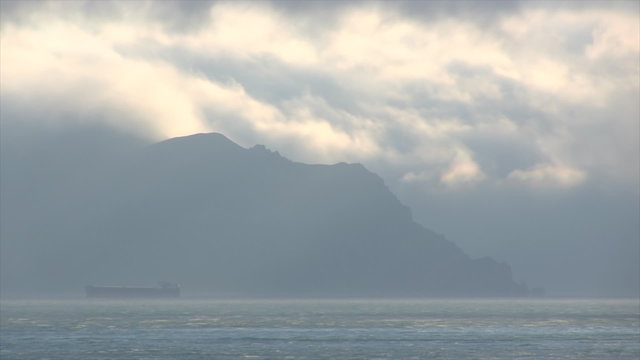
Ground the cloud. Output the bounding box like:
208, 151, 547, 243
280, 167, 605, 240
507, 163, 586, 188
1, 19, 209, 139
1, 0, 638, 192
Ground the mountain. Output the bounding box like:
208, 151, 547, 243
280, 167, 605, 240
0, 131, 527, 297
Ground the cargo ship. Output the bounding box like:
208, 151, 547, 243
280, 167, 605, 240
85, 282, 180, 298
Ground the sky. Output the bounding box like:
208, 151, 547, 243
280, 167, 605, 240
1, 0, 639, 296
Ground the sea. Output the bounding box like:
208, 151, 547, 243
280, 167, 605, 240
1, 298, 638, 359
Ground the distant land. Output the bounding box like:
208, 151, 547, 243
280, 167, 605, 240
1, 131, 529, 297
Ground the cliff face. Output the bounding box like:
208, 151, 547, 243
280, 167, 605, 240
1, 131, 526, 297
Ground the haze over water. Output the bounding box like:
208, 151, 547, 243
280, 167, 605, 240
1, 298, 638, 359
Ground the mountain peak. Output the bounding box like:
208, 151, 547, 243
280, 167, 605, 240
155, 132, 243, 150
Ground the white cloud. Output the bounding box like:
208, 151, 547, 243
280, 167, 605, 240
440, 148, 486, 187
1, 20, 210, 139
507, 163, 587, 188
182, 4, 319, 66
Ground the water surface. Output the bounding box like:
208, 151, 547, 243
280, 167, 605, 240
1, 298, 638, 359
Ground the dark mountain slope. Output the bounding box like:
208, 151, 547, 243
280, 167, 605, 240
1, 131, 526, 297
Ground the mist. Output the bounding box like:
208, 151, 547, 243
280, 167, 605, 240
1, 0, 638, 298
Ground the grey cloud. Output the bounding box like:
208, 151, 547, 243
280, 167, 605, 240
0, 0, 41, 24
176, 51, 356, 114
0, 0, 343, 34
3, 0, 635, 30
1, 0, 217, 32
462, 135, 541, 179
389, 0, 637, 27
384, 64, 552, 175
250, 0, 525, 27
1, 0, 120, 26
440, 63, 553, 127
144, 0, 219, 33
389, 0, 524, 26
113, 36, 358, 114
